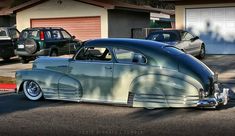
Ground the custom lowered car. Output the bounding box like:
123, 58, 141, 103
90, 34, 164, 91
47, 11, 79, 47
16, 38, 228, 108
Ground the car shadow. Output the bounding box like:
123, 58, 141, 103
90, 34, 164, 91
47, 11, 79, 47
0, 58, 20, 66
0, 93, 77, 116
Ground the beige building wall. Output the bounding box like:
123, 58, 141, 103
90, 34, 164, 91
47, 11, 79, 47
16, 0, 108, 38
175, 3, 235, 29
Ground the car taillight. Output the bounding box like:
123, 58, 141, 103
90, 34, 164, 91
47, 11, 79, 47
40, 31, 44, 40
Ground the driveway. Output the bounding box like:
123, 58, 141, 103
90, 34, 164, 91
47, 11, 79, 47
202, 55, 235, 98
0, 58, 32, 78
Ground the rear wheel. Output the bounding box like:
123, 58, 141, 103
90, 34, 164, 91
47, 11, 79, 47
24, 39, 38, 54
23, 80, 43, 101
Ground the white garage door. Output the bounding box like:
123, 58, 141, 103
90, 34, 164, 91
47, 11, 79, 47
186, 7, 235, 54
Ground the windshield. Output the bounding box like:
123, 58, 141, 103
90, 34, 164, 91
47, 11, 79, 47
147, 32, 178, 42
20, 30, 39, 40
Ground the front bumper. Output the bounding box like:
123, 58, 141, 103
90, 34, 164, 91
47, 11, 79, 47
197, 83, 229, 108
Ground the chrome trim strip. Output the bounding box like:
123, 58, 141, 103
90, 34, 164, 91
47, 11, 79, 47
81, 98, 126, 105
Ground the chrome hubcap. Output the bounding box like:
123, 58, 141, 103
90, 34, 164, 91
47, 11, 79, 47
26, 81, 40, 97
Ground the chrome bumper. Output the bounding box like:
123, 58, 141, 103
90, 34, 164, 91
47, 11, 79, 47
197, 84, 229, 108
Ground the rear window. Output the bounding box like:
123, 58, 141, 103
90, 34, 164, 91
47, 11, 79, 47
20, 30, 39, 39
147, 32, 178, 42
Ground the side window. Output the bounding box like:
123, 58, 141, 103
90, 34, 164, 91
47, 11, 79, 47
182, 32, 194, 41
150, 32, 177, 42
52, 30, 62, 39
113, 48, 147, 64
9, 29, 19, 39
61, 30, 71, 39
44, 31, 52, 40
75, 47, 112, 61
20, 30, 39, 39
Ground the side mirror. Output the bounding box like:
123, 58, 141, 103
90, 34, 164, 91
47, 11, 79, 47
72, 35, 76, 39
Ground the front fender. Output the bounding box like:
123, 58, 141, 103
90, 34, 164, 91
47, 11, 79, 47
16, 69, 64, 93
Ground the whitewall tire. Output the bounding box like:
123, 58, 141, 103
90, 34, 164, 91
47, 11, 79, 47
23, 80, 43, 101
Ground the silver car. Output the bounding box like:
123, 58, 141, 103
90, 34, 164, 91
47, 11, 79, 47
146, 30, 205, 59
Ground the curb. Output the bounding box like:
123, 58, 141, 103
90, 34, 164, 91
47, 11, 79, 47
0, 84, 16, 95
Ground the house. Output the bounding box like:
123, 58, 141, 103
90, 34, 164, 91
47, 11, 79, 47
0, 0, 174, 41
150, 13, 175, 28
0, 0, 15, 27
175, 0, 235, 54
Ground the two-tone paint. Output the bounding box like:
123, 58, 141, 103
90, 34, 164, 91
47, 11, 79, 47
16, 38, 229, 108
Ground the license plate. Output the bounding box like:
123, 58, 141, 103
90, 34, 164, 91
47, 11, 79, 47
18, 44, 24, 49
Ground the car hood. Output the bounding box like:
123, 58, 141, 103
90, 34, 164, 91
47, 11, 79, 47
176, 54, 215, 92
33, 57, 70, 73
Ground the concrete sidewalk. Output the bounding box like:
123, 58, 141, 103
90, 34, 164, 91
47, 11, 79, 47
0, 89, 16, 95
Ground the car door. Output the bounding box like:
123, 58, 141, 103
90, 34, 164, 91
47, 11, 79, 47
112, 47, 153, 104
181, 31, 199, 55
113, 47, 168, 107
68, 46, 114, 102
51, 29, 67, 55
60, 30, 78, 54
8, 28, 20, 49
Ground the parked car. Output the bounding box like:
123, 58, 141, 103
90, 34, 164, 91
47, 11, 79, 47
15, 27, 81, 63
15, 38, 228, 109
146, 30, 206, 59
0, 27, 20, 61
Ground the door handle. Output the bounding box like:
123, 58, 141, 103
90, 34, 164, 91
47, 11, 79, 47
105, 66, 112, 69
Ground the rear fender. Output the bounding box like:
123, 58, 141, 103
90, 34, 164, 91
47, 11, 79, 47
129, 73, 203, 108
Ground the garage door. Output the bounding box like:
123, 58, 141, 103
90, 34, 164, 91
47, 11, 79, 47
186, 7, 235, 54
31, 17, 101, 41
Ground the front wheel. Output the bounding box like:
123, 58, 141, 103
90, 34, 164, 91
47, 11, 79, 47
23, 80, 43, 101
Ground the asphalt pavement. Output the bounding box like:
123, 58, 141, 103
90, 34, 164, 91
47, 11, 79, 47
0, 93, 234, 136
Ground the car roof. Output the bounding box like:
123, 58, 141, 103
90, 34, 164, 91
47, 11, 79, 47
23, 27, 64, 31
149, 29, 184, 34
84, 38, 168, 51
